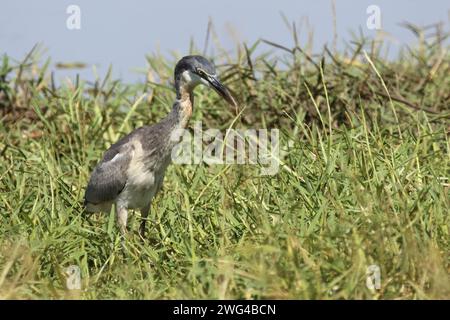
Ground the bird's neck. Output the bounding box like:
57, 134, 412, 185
172, 85, 194, 129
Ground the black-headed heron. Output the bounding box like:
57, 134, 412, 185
84, 56, 237, 237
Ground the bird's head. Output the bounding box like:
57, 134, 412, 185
174, 55, 237, 107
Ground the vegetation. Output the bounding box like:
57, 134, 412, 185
0, 22, 449, 299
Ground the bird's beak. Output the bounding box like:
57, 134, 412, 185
206, 75, 237, 107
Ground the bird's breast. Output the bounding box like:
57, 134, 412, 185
122, 160, 157, 209
126, 140, 157, 188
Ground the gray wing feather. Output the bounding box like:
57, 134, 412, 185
84, 121, 172, 206
84, 136, 135, 205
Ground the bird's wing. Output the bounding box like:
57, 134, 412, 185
84, 138, 135, 205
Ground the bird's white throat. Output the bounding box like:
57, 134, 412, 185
180, 70, 210, 88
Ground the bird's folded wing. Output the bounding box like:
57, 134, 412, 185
84, 146, 133, 205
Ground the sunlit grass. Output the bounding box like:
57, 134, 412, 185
0, 23, 449, 299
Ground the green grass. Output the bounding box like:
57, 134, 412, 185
0, 25, 449, 299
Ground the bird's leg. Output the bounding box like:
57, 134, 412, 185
139, 204, 151, 239
116, 206, 128, 235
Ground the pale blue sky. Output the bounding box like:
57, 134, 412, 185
1, 0, 449, 82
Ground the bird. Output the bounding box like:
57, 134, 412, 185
84, 55, 237, 238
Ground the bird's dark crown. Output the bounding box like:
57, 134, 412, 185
174, 55, 216, 79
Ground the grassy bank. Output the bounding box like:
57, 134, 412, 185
0, 25, 449, 299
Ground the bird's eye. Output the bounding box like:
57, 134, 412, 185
197, 68, 205, 76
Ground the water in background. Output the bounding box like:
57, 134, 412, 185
1, 0, 448, 83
